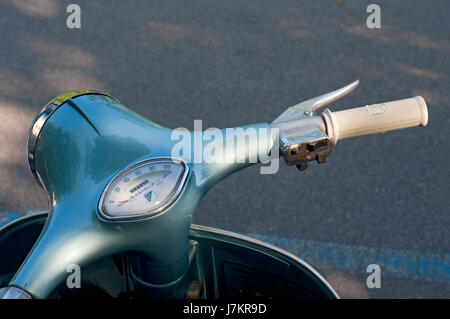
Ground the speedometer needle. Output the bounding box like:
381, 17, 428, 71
117, 200, 129, 206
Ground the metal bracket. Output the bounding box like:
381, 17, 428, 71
280, 127, 332, 170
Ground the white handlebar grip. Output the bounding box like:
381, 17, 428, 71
321, 96, 428, 144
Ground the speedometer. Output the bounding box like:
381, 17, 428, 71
98, 158, 189, 221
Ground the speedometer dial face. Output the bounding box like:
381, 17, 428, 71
99, 158, 189, 221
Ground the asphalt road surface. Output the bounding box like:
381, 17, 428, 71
0, 0, 449, 298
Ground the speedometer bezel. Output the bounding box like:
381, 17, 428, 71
97, 157, 189, 221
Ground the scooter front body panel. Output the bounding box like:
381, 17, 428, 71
0, 213, 337, 299
12, 92, 273, 297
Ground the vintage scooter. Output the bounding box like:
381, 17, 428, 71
0, 80, 428, 299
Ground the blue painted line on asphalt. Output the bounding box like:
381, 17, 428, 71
248, 233, 450, 282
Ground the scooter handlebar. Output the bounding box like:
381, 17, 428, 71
321, 96, 428, 144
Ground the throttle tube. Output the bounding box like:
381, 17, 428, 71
322, 96, 428, 144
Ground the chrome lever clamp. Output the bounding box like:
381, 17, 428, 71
271, 80, 359, 170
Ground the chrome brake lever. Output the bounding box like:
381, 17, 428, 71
271, 80, 359, 170
272, 80, 360, 124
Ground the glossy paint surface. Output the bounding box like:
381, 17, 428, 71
10, 94, 273, 298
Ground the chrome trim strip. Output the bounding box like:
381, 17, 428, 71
27, 103, 59, 186
97, 158, 190, 222
26, 90, 118, 188
0, 286, 33, 299
189, 224, 340, 299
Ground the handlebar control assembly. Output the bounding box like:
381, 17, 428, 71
271, 80, 360, 170
271, 80, 428, 171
